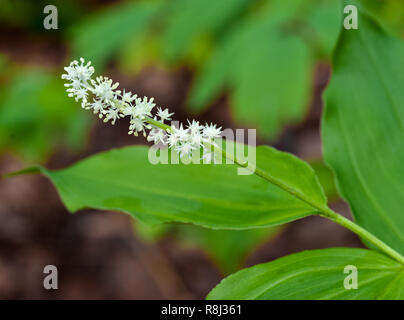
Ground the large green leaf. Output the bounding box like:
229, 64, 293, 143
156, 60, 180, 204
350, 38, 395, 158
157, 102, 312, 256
70, 1, 160, 69
207, 248, 404, 299
12, 144, 326, 228
323, 6, 404, 255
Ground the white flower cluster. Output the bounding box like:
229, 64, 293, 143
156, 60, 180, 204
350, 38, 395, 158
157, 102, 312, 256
62, 58, 222, 159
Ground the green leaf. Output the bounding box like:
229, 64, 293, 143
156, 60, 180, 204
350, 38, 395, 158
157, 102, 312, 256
359, 0, 404, 36
161, 0, 249, 62
302, 0, 341, 57
20, 143, 326, 229
70, 1, 160, 69
0, 71, 90, 162
231, 26, 311, 138
187, 0, 341, 138
310, 160, 339, 202
323, 6, 404, 255
186, 0, 308, 112
186, 28, 237, 112
207, 248, 404, 299
117, 32, 162, 74
188, 19, 312, 139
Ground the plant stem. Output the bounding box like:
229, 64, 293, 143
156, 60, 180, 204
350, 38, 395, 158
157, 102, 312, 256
146, 118, 404, 265
145, 116, 171, 131
320, 207, 404, 265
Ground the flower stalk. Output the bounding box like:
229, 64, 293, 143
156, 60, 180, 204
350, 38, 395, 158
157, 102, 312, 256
62, 57, 222, 160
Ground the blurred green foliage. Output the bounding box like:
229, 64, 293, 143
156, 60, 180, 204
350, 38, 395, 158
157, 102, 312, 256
172, 225, 281, 275
71, 0, 161, 70
0, 0, 88, 32
360, 0, 404, 36
117, 0, 342, 139
134, 221, 281, 275
0, 71, 90, 162
160, 0, 251, 63
310, 159, 339, 202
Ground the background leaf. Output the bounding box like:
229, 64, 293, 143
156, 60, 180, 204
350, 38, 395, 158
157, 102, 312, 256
0, 71, 90, 162
309, 160, 339, 202
134, 221, 281, 275
175, 225, 281, 275
188, 0, 340, 139
188, 19, 312, 140
303, 0, 341, 57
71, 0, 161, 70
161, 0, 250, 63
231, 26, 311, 138
323, 6, 404, 255
207, 248, 404, 299
359, 0, 404, 36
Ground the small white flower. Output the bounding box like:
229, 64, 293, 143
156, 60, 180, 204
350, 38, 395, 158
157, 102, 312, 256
203, 123, 222, 140
91, 76, 119, 105
167, 130, 180, 148
187, 119, 203, 134
175, 142, 196, 158
89, 99, 105, 115
172, 124, 189, 142
121, 90, 137, 104
70, 79, 82, 90
74, 88, 88, 103
190, 130, 204, 148
128, 118, 151, 136
62, 58, 94, 83
157, 108, 174, 123
122, 105, 137, 119
103, 108, 120, 125
147, 128, 166, 144
134, 96, 155, 118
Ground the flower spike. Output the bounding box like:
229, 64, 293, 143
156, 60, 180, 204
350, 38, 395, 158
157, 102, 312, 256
62, 58, 222, 160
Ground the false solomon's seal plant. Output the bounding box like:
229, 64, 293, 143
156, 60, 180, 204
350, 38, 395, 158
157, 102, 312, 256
2, 6, 404, 299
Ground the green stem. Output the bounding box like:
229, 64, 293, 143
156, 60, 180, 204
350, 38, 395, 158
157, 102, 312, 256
147, 118, 404, 265
227, 145, 404, 264
320, 207, 404, 265
145, 116, 172, 131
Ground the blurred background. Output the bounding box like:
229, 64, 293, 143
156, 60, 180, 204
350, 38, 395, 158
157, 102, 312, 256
0, 0, 403, 299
